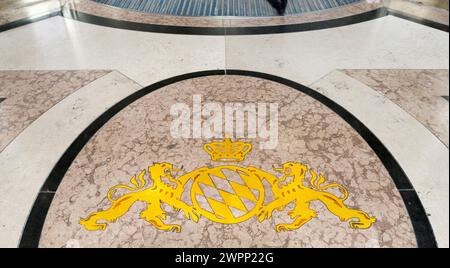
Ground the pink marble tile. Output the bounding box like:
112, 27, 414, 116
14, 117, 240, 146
40, 75, 416, 248
0, 70, 111, 151
386, 0, 449, 25
343, 69, 449, 146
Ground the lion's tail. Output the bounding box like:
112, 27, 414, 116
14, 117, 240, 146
107, 169, 147, 202
319, 183, 349, 201
310, 170, 349, 201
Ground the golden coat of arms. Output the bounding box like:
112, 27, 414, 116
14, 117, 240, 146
80, 138, 376, 232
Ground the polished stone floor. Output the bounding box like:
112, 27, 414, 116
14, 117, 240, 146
0, 0, 448, 248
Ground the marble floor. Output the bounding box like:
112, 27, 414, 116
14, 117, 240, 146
0, 0, 448, 248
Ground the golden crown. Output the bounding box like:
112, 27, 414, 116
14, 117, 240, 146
203, 138, 252, 162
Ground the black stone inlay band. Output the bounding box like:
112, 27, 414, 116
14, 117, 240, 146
61, 7, 388, 35
0, 7, 448, 34
61, 7, 448, 35
19, 192, 55, 248
387, 9, 450, 33
0, 10, 62, 33
19, 70, 437, 248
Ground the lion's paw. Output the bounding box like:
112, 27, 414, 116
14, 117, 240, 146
257, 207, 274, 222
170, 225, 182, 233
275, 224, 289, 232
183, 207, 199, 222
349, 221, 361, 229
79, 219, 107, 231
349, 218, 374, 229
288, 210, 300, 219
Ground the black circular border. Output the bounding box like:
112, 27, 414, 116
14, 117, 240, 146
19, 69, 437, 248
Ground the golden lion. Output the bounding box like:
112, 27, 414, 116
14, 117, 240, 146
248, 162, 376, 232
79, 163, 199, 232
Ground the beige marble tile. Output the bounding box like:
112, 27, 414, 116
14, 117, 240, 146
0, 70, 111, 152
225, 15, 449, 86
343, 69, 449, 146
0, 15, 227, 87
40, 75, 416, 248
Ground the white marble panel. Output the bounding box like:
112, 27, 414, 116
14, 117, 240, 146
0, 16, 226, 86
224, 15, 449, 85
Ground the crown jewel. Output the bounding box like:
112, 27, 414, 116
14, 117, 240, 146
203, 138, 252, 162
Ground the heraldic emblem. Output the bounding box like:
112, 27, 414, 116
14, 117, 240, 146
80, 138, 376, 232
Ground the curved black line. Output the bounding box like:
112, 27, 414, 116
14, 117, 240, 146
61, 7, 448, 35
387, 9, 449, 33
19, 69, 437, 248
2, 7, 447, 35
0, 10, 62, 33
